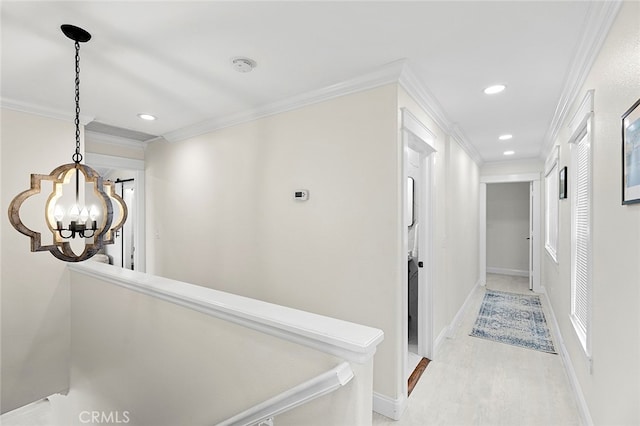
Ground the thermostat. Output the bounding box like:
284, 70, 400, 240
294, 189, 309, 201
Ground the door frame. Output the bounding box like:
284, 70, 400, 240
401, 108, 436, 398
479, 173, 541, 293
85, 152, 146, 272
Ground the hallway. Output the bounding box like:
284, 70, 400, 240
373, 274, 580, 425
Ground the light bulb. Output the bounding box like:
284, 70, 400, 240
79, 207, 89, 224
89, 205, 99, 221
54, 205, 65, 222
69, 205, 80, 221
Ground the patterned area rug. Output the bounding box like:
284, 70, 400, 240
470, 290, 556, 354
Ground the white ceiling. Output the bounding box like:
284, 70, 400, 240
1, 1, 612, 163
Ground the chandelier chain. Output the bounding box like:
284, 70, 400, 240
73, 40, 83, 164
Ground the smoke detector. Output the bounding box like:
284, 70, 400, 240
231, 57, 257, 73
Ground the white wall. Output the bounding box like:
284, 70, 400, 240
60, 270, 373, 426
146, 85, 402, 401
445, 138, 481, 321
486, 182, 530, 275
481, 158, 543, 177
542, 2, 640, 424
1, 109, 72, 412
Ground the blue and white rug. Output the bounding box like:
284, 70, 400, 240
470, 289, 556, 354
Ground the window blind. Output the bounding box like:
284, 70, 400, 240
572, 133, 590, 344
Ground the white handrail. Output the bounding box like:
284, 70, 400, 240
68, 262, 384, 364
217, 362, 354, 426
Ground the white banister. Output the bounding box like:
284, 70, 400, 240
68, 262, 384, 364
217, 362, 354, 426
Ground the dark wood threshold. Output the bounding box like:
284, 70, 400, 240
408, 357, 431, 396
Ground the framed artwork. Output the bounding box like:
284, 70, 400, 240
622, 98, 640, 205
559, 166, 567, 199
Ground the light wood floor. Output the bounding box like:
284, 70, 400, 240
373, 274, 581, 426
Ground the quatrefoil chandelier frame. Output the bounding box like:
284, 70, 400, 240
7, 24, 127, 262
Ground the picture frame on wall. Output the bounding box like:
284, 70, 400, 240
559, 166, 567, 199
622, 98, 640, 205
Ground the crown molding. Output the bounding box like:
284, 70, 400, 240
162, 60, 408, 143
398, 64, 483, 166
85, 130, 148, 151
449, 124, 484, 166
540, 0, 622, 160
162, 58, 484, 167
4, 60, 484, 167
85, 152, 145, 172
1, 97, 93, 125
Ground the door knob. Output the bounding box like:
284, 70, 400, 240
418, 261, 424, 268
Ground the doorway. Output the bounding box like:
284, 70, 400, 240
485, 182, 531, 291
107, 178, 136, 269
479, 174, 541, 292
401, 108, 436, 394
85, 153, 146, 272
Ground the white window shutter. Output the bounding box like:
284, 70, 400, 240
572, 133, 590, 341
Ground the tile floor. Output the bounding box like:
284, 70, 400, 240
373, 274, 580, 426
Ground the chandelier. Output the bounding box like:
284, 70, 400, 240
7, 24, 127, 262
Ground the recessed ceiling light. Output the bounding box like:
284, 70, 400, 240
503, 150, 515, 156
499, 134, 513, 141
137, 113, 156, 121
484, 84, 506, 95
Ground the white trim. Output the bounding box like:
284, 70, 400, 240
85, 152, 144, 171
448, 279, 481, 338
1, 97, 93, 125
568, 91, 594, 360
67, 262, 384, 364
160, 59, 485, 169
397, 65, 451, 139
85, 130, 149, 151
433, 327, 449, 359
449, 125, 484, 167
423, 278, 478, 359
486, 267, 529, 277
219, 362, 354, 426
400, 107, 437, 407
544, 146, 560, 176
480, 172, 541, 184
539, 290, 594, 426
479, 183, 487, 286
401, 108, 437, 154
544, 147, 560, 264
540, 1, 622, 160
398, 67, 483, 165
568, 90, 595, 140
372, 392, 407, 421
163, 60, 406, 143
531, 179, 542, 292
480, 175, 542, 293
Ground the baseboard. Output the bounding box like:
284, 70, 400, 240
539, 291, 594, 426
372, 392, 407, 421
486, 267, 529, 277
447, 278, 481, 338
433, 278, 480, 359
433, 326, 448, 359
